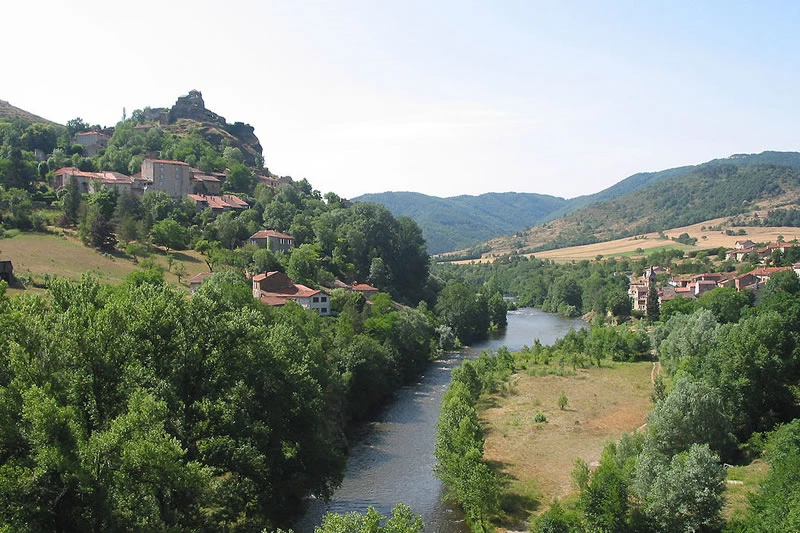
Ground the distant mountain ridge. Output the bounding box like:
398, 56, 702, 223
482, 152, 800, 256
352, 191, 568, 255
359, 151, 800, 255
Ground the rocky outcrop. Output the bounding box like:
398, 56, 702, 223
165, 90, 264, 166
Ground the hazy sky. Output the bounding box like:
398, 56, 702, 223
3, 1, 799, 199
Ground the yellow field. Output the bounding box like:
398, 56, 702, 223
480, 362, 654, 529
451, 219, 800, 264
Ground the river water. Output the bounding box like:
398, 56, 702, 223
296, 308, 585, 533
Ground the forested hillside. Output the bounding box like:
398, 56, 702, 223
353, 191, 567, 255
479, 161, 800, 256
359, 152, 800, 256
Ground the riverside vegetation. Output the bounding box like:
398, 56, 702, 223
433, 254, 800, 533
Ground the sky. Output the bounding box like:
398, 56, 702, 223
3, 1, 800, 200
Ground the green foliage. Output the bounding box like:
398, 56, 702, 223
313, 504, 423, 533
150, 218, 187, 251
697, 286, 753, 324
0, 276, 440, 529
735, 419, 800, 532
434, 280, 492, 345
434, 376, 501, 532
641, 444, 725, 533
558, 391, 568, 410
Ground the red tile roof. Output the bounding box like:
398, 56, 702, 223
250, 229, 294, 240
147, 158, 189, 165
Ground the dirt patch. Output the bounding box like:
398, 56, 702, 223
481, 362, 653, 527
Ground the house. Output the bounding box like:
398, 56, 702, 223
248, 230, 295, 252
251, 271, 331, 315
188, 272, 213, 294
52, 167, 97, 192
187, 194, 248, 213
351, 282, 379, 299
0, 260, 12, 283
727, 245, 757, 262
141, 159, 194, 198
95, 171, 135, 195
190, 172, 222, 195
734, 240, 756, 250
257, 174, 293, 190
73, 131, 109, 157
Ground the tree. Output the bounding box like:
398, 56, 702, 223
287, 243, 321, 285
738, 420, 800, 532
558, 391, 568, 410
645, 283, 660, 321
225, 163, 256, 193
150, 218, 186, 251
63, 174, 82, 224
314, 504, 423, 533
435, 281, 490, 345
643, 444, 725, 533
697, 286, 752, 324
173, 262, 187, 283
88, 213, 118, 252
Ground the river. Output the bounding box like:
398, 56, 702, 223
296, 308, 585, 533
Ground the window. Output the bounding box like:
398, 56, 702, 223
321, 308, 327, 314
321, 296, 327, 302
312, 297, 319, 303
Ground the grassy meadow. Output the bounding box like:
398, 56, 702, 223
479, 361, 655, 529
0, 231, 209, 295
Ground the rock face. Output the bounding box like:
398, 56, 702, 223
146, 90, 264, 166
169, 90, 225, 125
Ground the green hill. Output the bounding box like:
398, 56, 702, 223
486, 161, 800, 255
352, 191, 568, 255
550, 151, 800, 218
358, 152, 800, 255
0, 99, 60, 126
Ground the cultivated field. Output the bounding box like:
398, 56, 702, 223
0, 231, 209, 295
452, 219, 800, 264
534, 220, 800, 263
480, 361, 654, 528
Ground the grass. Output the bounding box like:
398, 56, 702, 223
0, 230, 210, 295
480, 361, 654, 530
723, 460, 770, 522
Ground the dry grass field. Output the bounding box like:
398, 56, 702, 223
451, 219, 800, 265
534, 220, 800, 263
0, 231, 209, 295
480, 362, 654, 529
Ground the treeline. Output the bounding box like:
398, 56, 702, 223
434, 256, 632, 318
0, 271, 442, 531
434, 350, 515, 532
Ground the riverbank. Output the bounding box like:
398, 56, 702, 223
480, 361, 654, 530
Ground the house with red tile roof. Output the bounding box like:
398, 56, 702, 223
351, 282, 379, 299
187, 193, 249, 213
188, 272, 214, 294
248, 230, 295, 252
251, 271, 331, 315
